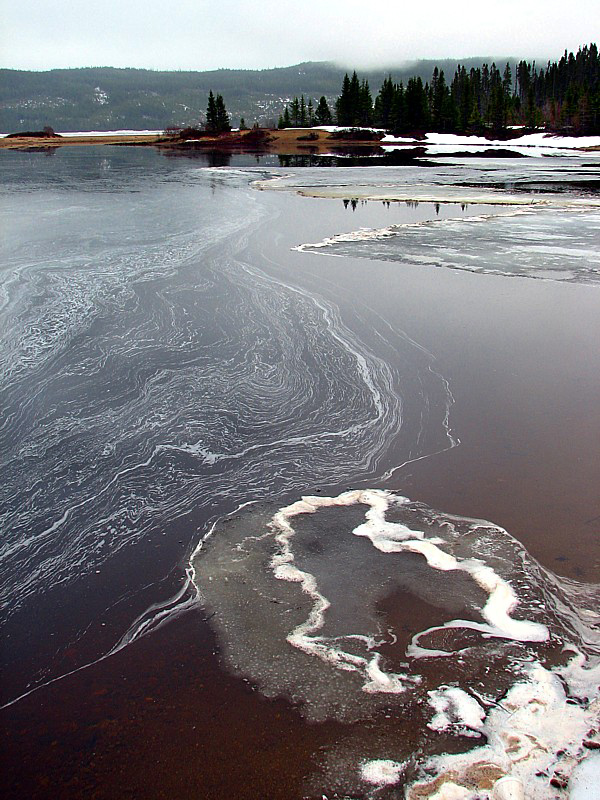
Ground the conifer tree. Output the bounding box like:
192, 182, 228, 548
374, 76, 395, 128
359, 80, 373, 125
315, 96, 332, 125
215, 94, 231, 132
389, 82, 406, 132
349, 71, 361, 122
290, 97, 300, 126
206, 90, 217, 132
336, 74, 353, 125
206, 91, 230, 133
404, 77, 430, 130
300, 95, 307, 126
430, 70, 455, 131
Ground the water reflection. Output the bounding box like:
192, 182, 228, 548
277, 148, 431, 169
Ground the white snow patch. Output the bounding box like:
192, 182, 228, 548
58, 129, 162, 137
381, 131, 600, 153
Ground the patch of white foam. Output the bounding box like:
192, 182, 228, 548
409, 659, 600, 799
272, 493, 408, 688
349, 491, 548, 645
569, 752, 600, 799
294, 224, 399, 251
194, 486, 599, 793
360, 758, 406, 786
270, 490, 418, 693
270, 489, 548, 698
428, 687, 486, 735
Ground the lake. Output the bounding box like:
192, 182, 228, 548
1, 145, 599, 799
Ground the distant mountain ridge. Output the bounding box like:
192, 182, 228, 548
0, 59, 519, 132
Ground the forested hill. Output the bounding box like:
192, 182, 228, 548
1, 59, 516, 132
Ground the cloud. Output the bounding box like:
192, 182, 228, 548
1, 0, 596, 70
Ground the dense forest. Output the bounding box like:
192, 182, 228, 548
1, 45, 597, 134
279, 44, 599, 135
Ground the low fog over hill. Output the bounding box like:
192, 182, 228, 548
1, 59, 518, 131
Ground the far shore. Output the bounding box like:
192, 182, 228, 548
2, 127, 599, 154
0, 128, 383, 155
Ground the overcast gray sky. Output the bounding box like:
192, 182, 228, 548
1, 0, 596, 71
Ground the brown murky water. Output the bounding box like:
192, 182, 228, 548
2, 160, 599, 799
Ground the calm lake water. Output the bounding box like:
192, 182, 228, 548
1, 145, 599, 799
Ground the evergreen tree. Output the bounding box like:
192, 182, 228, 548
315, 96, 332, 125
215, 94, 231, 132
431, 68, 455, 130
503, 63, 513, 96
359, 79, 373, 125
206, 90, 217, 132
300, 95, 307, 126
451, 65, 472, 132
404, 77, 430, 130
335, 72, 374, 126
290, 97, 300, 126
374, 76, 396, 128
467, 97, 483, 132
336, 73, 353, 125
206, 91, 230, 133
389, 82, 406, 132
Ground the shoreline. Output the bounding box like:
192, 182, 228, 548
2, 127, 599, 154
2, 141, 599, 800
0, 128, 380, 154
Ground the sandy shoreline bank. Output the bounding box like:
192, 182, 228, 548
2, 127, 599, 154
0, 128, 380, 155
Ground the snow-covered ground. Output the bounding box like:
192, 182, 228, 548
283, 127, 600, 157
59, 129, 163, 137
381, 131, 600, 155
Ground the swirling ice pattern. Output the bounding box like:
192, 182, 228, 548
0, 155, 450, 701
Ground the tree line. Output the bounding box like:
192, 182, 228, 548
277, 96, 332, 128
276, 43, 599, 135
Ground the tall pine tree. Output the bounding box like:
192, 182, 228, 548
315, 96, 332, 125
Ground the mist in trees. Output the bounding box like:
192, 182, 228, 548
206, 43, 597, 137
274, 43, 598, 135
368, 44, 598, 135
